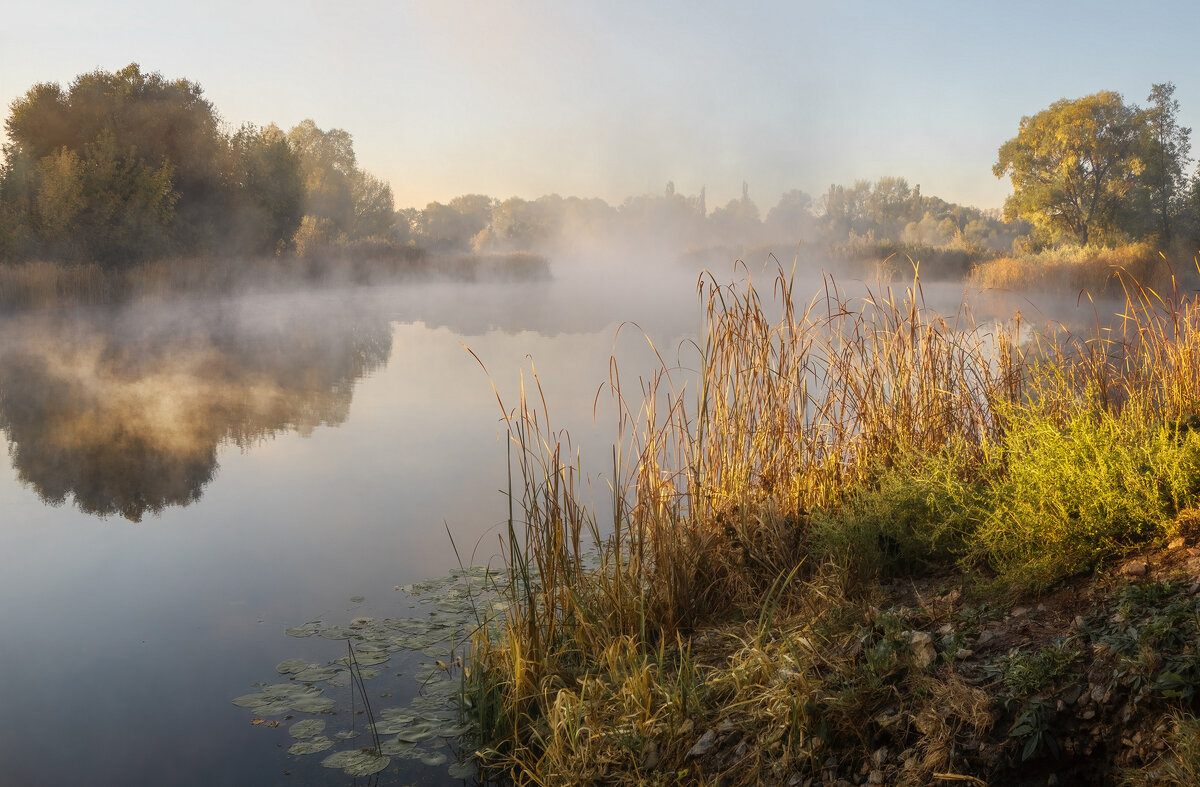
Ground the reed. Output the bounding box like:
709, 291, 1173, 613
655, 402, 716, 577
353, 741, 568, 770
466, 256, 1200, 782
969, 241, 1178, 295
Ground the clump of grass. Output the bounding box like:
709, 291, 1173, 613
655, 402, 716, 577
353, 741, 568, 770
970, 241, 1175, 295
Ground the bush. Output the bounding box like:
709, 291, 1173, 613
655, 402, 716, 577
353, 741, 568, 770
966, 401, 1200, 591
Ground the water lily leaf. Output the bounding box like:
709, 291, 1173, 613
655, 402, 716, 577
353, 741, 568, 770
447, 759, 478, 779
232, 692, 271, 708
288, 736, 334, 755
318, 626, 355, 640
334, 729, 360, 740
293, 665, 345, 683
352, 650, 390, 666
276, 658, 310, 674
379, 738, 422, 757
322, 749, 389, 777
285, 621, 323, 638
289, 695, 335, 713
289, 719, 326, 739
421, 751, 448, 766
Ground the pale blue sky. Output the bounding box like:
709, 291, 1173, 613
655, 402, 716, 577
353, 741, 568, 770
3, 1, 1198, 212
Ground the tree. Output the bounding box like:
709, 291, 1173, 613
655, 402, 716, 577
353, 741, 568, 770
227, 123, 303, 255
2, 64, 225, 262
994, 91, 1147, 245
764, 189, 814, 240
287, 119, 357, 235
1140, 83, 1192, 242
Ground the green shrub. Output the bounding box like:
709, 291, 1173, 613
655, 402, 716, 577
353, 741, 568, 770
966, 401, 1200, 591
809, 446, 979, 578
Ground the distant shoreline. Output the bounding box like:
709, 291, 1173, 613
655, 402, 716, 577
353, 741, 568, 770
0, 250, 551, 312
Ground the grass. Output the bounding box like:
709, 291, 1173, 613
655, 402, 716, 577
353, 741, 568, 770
969, 241, 1182, 295
463, 257, 1200, 783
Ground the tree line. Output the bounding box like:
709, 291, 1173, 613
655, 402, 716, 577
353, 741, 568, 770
7, 65, 1190, 272
0, 64, 394, 266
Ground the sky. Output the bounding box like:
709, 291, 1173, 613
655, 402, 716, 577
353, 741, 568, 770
3, 1, 1200, 213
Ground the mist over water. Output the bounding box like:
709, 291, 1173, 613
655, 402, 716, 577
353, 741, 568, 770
0, 251, 713, 785
0, 244, 1138, 785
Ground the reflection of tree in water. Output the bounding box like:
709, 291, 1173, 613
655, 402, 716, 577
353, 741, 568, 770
0, 301, 392, 521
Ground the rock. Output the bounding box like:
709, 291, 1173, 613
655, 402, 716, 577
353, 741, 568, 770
1168, 536, 1187, 550
1063, 684, 1085, 706
641, 741, 660, 770
872, 747, 889, 766
1090, 683, 1107, 703
686, 729, 717, 759
955, 648, 974, 660
1122, 559, 1148, 576
868, 770, 885, 785
907, 631, 936, 669
1010, 606, 1030, 618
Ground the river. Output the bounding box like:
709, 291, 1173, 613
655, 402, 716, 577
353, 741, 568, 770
0, 255, 1111, 785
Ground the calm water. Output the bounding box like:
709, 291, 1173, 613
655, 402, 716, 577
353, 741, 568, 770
0, 257, 1112, 786
0, 260, 706, 786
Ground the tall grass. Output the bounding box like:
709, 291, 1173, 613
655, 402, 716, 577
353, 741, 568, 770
969, 241, 1178, 295
467, 256, 1200, 781
466, 261, 1022, 779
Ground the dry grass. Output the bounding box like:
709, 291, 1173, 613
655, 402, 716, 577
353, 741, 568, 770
969, 241, 1178, 295
465, 256, 1200, 782
465, 260, 1018, 780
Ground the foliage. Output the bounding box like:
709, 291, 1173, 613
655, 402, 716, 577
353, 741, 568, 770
0, 64, 394, 267
968, 241, 1169, 293
994, 87, 1194, 247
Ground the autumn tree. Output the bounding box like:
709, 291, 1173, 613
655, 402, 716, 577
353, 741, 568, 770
994, 91, 1156, 245
287, 119, 395, 247
226, 123, 304, 255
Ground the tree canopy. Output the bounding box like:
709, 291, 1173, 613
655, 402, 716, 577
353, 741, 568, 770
994, 86, 1194, 247
0, 64, 394, 267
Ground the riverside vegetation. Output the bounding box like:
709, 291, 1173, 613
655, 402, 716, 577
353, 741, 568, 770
462, 259, 1200, 785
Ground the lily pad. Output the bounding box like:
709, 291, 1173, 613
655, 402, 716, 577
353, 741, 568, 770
285, 621, 323, 638
276, 658, 310, 674
379, 738, 423, 757
288, 736, 334, 755
421, 751, 448, 766
321, 749, 390, 777
289, 719, 326, 739
292, 665, 345, 683
447, 759, 478, 778
289, 694, 336, 713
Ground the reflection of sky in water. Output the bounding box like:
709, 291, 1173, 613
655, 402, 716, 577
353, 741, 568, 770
0, 266, 1136, 785
0, 274, 696, 785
